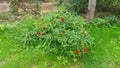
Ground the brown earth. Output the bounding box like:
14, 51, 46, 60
41, 2, 57, 13
0, 2, 10, 13
0, 2, 57, 23
0, 2, 57, 13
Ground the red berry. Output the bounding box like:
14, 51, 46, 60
61, 17, 65, 22
37, 31, 42, 36
83, 47, 87, 53
76, 50, 79, 54
43, 26, 46, 30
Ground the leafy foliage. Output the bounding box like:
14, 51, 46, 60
65, 0, 87, 14
90, 18, 111, 27
104, 16, 120, 27
0, 23, 12, 32
64, 0, 120, 14
97, 0, 120, 12
90, 16, 120, 27
0, 24, 5, 31
10, 0, 22, 14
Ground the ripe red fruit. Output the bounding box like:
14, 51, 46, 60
43, 26, 46, 30
76, 50, 79, 54
37, 31, 42, 36
61, 17, 65, 22
83, 47, 87, 53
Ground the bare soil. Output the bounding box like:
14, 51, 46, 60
0, 2, 57, 13
0, 2, 57, 23
0, 2, 10, 13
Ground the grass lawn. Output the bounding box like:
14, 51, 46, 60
0, 27, 120, 68
85, 27, 120, 68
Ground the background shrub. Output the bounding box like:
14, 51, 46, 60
97, 0, 120, 13
90, 18, 111, 27
65, 0, 120, 14
104, 16, 120, 27
65, 0, 87, 14
90, 16, 120, 27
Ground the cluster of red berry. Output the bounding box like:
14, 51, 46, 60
56, 16, 65, 22
36, 26, 46, 36
36, 16, 65, 37
76, 47, 87, 54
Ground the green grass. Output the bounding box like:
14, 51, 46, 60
85, 27, 120, 68
0, 27, 120, 68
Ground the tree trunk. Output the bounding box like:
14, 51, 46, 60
87, 0, 96, 22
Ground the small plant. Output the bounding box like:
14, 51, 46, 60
104, 16, 120, 27
90, 18, 111, 27
0, 23, 12, 31
90, 16, 120, 27
0, 24, 5, 31
10, 0, 22, 14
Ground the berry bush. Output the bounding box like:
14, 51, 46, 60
16, 10, 94, 58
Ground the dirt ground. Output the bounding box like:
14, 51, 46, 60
0, 2, 57, 13
41, 2, 57, 13
0, 2, 10, 13
0, 1, 57, 23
